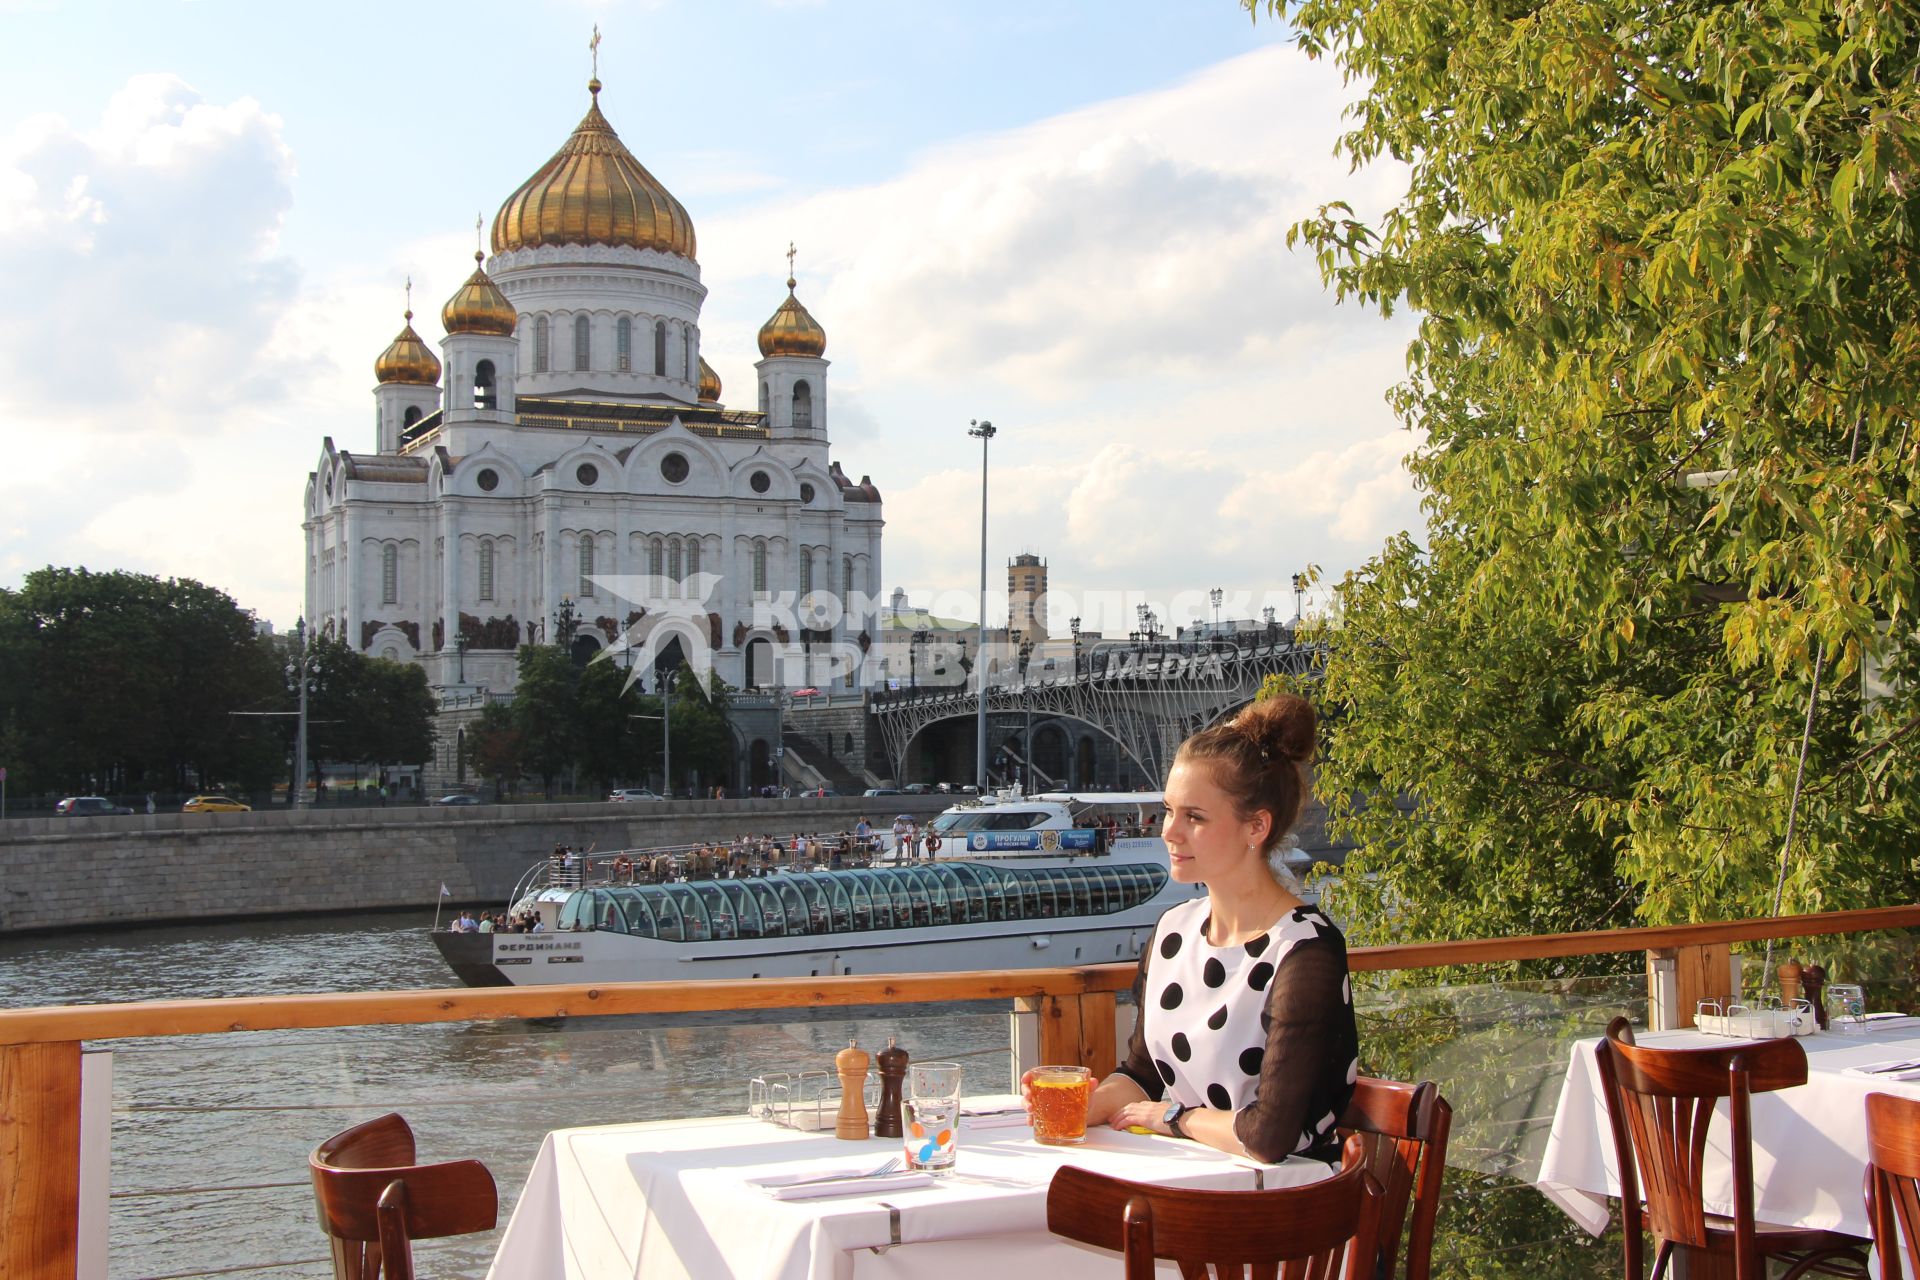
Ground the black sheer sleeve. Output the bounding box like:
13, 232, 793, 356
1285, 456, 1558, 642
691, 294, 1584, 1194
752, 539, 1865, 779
1231, 940, 1358, 1163
1113, 936, 1165, 1100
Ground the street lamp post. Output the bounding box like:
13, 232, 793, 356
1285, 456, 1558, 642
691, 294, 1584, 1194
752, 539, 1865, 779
1209, 587, 1223, 632
1292, 573, 1308, 625
1068, 615, 1082, 676
968, 418, 996, 787
454, 630, 468, 685
910, 629, 929, 690
292, 617, 310, 809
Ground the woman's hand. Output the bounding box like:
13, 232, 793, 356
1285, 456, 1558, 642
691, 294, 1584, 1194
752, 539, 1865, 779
1107, 1099, 1173, 1135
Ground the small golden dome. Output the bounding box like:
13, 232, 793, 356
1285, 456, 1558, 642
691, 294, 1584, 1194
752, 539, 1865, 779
757, 277, 828, 358
697, 356, 722, 403
491, 82, 697, 259
374, 312, 442, 385
441, 252, 517, 336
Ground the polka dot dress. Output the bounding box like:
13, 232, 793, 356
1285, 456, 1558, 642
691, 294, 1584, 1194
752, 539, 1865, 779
1141, 896, 1357, 1157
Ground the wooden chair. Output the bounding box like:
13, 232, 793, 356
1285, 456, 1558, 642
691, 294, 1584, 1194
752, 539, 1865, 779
1594, 1016, 1868, 1280
309, 1112, 497, 1280
1046, 1132, 1383, 1280
1866, 1090, 1920, 1279
1338, 1077, 1451, 1280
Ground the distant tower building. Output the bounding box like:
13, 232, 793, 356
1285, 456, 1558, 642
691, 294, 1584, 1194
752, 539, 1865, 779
1008, 552, 1048, 645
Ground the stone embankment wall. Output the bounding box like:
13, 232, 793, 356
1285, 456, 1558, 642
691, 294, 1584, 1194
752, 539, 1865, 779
0, 797, 950, 935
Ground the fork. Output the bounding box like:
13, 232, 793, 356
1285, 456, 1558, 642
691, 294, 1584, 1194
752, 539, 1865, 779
781, 1157, 904, 1187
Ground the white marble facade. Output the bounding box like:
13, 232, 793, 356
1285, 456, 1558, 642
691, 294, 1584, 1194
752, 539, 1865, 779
303, 84, 883, 698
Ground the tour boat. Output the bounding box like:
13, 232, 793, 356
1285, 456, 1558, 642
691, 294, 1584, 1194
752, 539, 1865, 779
431, 791, 1207, 986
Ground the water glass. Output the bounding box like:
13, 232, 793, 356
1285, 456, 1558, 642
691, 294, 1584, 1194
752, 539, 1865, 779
904, 1062, 963, 1176
1828, 984, 1867, 1034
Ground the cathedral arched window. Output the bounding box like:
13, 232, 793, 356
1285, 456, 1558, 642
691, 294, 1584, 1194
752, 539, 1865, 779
683, 329, 693, 380
752, 540, 768, 594
654, 320, 667, 376
479, 540, 495, 603
843, 555, 854, 601
381, 544, 398, 605
534, 317, 550, 372
402, 405, 422, 431
668, 537, 683, 586
474, 360, 497, 410
799, 549, 813, 594
648, 537, 664, 579
616, 317, 632, 372
792, 380, 813, 432
574, 315, 590, 371
686, 537, 700, 581
759, 380, 770, 416
579, 536, 596, 598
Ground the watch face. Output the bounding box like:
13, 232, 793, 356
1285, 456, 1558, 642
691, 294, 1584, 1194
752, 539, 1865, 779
1163, 1101, 1184, 1130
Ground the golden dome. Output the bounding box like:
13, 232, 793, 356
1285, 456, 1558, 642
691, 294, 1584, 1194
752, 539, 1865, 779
491, 82, 696, 259
757, 277, 828, 358
697, 356, 722, 403
374, 312, 442, 385
441, 252, 517, 336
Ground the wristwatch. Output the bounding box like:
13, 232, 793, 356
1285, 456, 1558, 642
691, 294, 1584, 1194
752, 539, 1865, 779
1162, 1100, 1193, 1138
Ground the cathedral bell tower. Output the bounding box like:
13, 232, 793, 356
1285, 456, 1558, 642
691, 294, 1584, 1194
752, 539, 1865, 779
755, 247, 829, 442
439, 249, 519, 418
371, 291, 442, 454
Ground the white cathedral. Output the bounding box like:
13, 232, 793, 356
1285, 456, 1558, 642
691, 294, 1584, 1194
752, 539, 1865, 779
303, 73, 885, 707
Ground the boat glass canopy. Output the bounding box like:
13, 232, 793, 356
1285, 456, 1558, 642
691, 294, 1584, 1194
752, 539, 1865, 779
569, 860, 1168, 941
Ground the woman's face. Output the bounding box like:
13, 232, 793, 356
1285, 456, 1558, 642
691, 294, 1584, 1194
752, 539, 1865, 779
1161, 760, 1268, 884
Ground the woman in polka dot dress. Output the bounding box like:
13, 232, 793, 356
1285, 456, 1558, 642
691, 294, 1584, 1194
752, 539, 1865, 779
1086, 693, 1359, 1164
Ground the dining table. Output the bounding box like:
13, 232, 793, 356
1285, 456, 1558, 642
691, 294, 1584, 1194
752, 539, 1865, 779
486, 1094, 1335, 1279
1535, 1019, 1920, 1241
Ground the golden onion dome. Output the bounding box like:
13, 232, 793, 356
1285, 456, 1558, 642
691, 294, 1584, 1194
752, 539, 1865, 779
697, 356, 722, 403
441, 252, 517, 336
491, 81, 696, 260
374, 311, 442, 385
757, 277, 828, 358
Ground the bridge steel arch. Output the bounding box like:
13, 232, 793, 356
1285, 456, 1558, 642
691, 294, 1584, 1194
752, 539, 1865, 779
872, 637, 1322, 786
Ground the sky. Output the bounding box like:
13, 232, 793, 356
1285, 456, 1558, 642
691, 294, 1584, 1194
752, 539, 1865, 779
0, 0, 1422, 636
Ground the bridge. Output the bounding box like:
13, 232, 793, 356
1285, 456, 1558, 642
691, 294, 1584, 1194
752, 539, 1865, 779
869, 633, 1322, 787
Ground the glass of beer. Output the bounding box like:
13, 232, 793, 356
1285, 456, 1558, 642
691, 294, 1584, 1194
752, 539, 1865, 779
1025, 1065, 1093, 1145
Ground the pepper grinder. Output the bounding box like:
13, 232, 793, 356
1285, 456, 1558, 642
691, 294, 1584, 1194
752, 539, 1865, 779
1802, 963, 1829, 1029
835, 1038, 871, 1140
874, 1037, 909, 1139
1778, 958, 1804, 1006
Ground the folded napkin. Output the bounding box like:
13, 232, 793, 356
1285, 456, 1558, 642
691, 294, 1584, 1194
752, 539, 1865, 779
1860, 1014, 1920, 1032
961, 1108, 1032, 1130
747, 1167, 936, 1201
1844, 1058, 1920, 1082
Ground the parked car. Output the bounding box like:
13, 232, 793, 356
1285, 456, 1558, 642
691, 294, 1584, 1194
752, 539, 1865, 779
55, 796, 134, 817
182, 795, 251, 813
902, 783, 933, 795
433, 793, 484, 806
863, 787, 901, 797
800, 787, 836, 798
607, 788, 662, 803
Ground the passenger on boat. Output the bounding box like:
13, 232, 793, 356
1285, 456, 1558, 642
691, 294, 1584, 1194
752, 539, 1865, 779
477, 914, 494, 934
1070, 694, 1358, 1166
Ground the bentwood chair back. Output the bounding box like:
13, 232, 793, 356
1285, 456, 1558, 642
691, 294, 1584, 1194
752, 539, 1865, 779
309, 1112, 497, 1280
1046, 1133, 1383, 1280
1594, 1016, 1868, 1280
1866, 1090, 1920, 1279
1338, 1077, 1451, 1280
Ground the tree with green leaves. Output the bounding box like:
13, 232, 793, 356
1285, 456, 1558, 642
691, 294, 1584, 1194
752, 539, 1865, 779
464, 700, 524, 800
512, 644, 580, 798
1251, 0, 1920, 940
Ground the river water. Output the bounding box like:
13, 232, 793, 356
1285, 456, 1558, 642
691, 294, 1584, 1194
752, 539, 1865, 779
0, 911, 1012, 1280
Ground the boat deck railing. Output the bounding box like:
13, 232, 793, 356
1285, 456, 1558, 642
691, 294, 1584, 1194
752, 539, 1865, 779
5, 903, 1920, 1277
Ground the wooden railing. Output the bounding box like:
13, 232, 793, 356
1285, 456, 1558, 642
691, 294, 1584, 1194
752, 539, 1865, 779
5, 903, 1919, 1277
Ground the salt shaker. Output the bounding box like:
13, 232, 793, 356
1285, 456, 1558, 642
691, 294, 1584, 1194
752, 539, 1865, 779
835, 1038, 871, 1140
874, 1037, 908, 1139
1778, 958, 1804, 1006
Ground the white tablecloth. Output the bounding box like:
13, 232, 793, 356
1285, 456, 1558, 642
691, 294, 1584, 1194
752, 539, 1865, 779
1536, 1026, 1920, 1239
488, 1096, 1334, 1280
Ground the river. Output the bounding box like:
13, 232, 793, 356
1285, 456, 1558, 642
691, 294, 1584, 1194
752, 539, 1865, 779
0, 910, 1012, 1280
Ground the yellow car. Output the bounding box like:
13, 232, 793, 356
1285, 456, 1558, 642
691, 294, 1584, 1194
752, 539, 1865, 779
182, 795, 252, 813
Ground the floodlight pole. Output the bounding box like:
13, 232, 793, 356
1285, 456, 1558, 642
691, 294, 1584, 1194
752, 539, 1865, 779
969, 419, 996, 788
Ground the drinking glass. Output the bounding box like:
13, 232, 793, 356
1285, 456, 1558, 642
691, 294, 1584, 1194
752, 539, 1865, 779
904, 1062, 963, 1176
1828, 984, 1867, 1034
1023, 1065, 1093, 1145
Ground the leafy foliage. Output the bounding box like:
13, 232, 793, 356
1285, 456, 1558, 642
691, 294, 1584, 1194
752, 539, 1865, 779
1251, 0, 1920, 936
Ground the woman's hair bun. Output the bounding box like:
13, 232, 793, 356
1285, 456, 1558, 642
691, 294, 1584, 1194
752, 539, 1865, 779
1233, 693, 1316, 765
